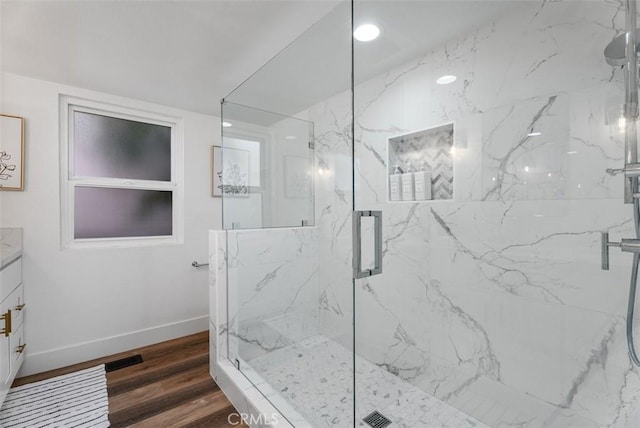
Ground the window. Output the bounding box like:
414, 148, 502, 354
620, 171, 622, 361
61, 97, 182, 248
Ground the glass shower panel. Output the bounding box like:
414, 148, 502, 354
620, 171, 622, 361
354, 1, 634, 427
222, 1, 355, 426
220, 102, 314, 230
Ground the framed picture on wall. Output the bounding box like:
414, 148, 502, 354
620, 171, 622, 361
211, 145, 250, 197
0, 114, 25, 191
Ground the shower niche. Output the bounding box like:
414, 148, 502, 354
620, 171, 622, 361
387, 123, 454, 202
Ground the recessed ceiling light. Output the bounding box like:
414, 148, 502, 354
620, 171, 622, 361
354, 24, 380, 42
285, 135, 297, 140
567, 151, 578, 155
222, 121, 232, 128
527, 132, 542, 137
436, 75, 457, 85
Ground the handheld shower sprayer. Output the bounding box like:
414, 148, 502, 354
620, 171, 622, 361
602, 0, 640, 367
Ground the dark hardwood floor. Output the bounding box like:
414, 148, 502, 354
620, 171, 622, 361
14, 331, 248, 427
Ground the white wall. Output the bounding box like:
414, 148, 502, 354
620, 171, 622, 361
0, 72, 221, 376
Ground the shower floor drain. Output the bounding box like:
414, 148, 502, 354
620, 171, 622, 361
363, 411, 392, 428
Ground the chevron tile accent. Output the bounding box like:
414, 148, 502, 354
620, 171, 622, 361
388, 123, 454, 200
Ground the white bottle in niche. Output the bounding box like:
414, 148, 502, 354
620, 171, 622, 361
401, 162, 415, 201
389, 164, 403, 201
414, 162, 432, 201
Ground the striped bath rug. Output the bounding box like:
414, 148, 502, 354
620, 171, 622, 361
0, 365, 110, 427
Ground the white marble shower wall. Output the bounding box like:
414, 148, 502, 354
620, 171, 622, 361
308, 1, 640, 426
213, 227, 321, 365
310, 94, 355, 350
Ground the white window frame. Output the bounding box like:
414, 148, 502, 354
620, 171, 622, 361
60, 95, 184, 249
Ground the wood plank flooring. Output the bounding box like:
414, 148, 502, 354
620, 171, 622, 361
13, 331, 248, 427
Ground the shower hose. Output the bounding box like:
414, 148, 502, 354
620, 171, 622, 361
629, 196, 640, 365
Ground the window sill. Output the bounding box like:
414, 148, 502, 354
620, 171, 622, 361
63, 235, 182, 251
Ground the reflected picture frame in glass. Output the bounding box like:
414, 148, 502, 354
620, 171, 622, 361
211, 145, 222, 197
211, 145, 250, 198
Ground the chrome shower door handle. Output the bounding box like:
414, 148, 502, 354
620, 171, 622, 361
371, 211, 383, 276
602, 232, 611, 270
353, 210, 383, 279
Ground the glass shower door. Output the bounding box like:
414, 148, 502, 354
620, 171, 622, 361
352, 1, 637, 427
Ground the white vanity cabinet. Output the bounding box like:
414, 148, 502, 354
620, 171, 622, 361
0, 228, 25, 408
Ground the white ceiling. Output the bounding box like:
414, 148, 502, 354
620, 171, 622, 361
1, 1, 519, 119
214, 1, 521, 121
0, 0, 339, 116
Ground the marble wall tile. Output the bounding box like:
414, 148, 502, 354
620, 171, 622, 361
215, 227, 322, 367
210, 229, 308, 427
209, 231, 228, 379
228, 227, 319, 268
307, 95, 355, 350
480, 94, 569, 201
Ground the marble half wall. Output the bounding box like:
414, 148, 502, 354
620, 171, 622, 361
208, 230, 299, 428
209, 227, 320, 369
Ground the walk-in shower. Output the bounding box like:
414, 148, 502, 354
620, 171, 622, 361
210, 1, 640, 427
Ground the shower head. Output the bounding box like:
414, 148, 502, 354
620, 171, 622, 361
605, 31, 640, 67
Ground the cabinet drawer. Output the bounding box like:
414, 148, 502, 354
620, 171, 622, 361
0, 258, 21, 302
10, 322, 25, 376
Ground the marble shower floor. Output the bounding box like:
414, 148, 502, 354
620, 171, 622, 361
248, 335, 486, 428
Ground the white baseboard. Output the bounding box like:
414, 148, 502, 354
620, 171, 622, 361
19, 315, 209, 377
